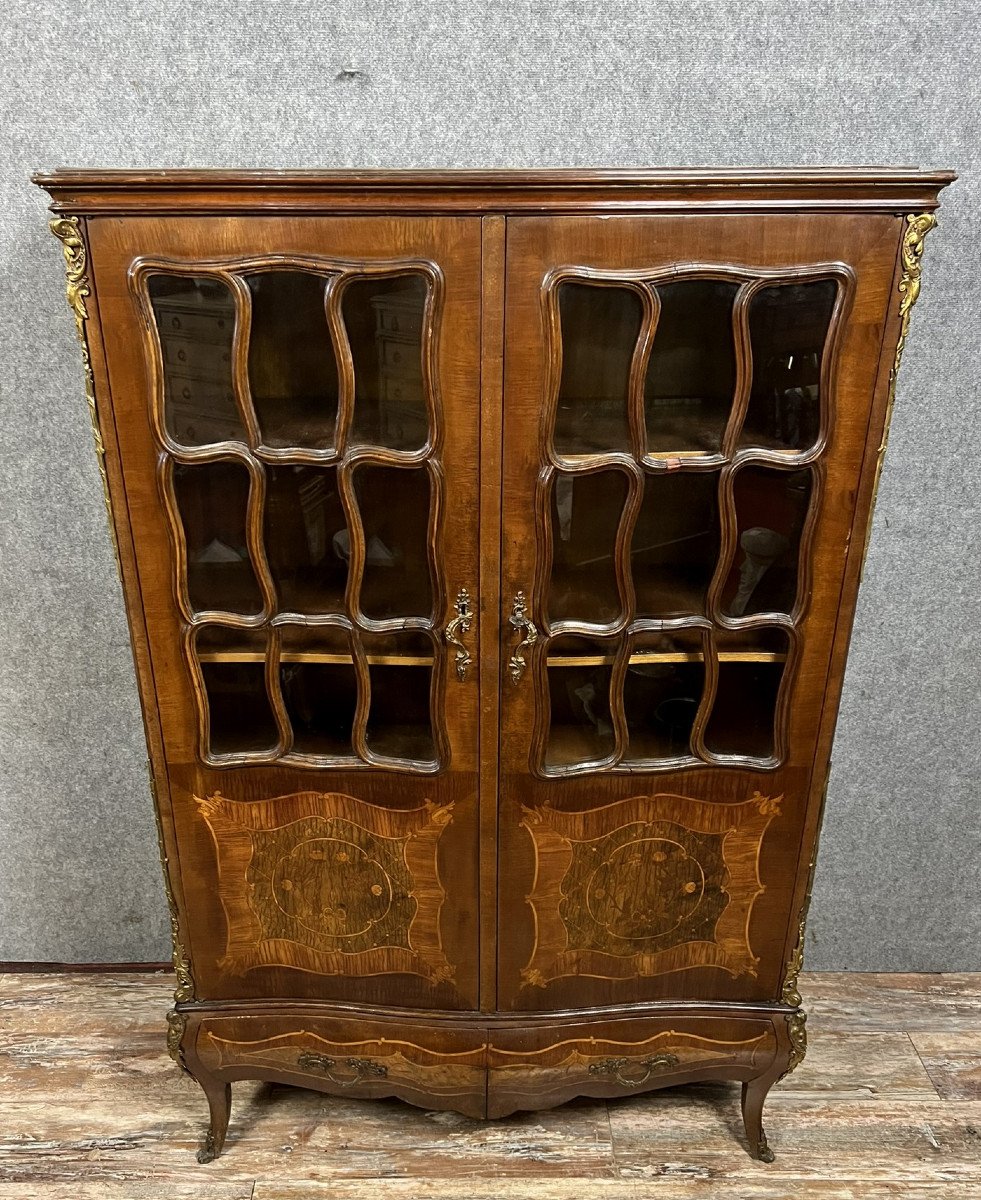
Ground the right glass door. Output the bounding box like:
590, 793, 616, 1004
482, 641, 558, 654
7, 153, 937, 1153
498, 213, 899, 1011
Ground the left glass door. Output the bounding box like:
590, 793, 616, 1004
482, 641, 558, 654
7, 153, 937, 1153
90, 216, 483, 1009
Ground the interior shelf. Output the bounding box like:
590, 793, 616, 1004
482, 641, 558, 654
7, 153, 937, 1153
198, 650, 434, 666
547, 651, 787, 666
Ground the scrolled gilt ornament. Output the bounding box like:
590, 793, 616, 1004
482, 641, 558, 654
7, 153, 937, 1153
887, 211, 937, 422
863, 211, 937, 575
167, 1009, 188, 1072
49, 216, 91, 321
48, 214, 120, 569
784, 1011, 807, 1079
897, 212, 936, 319
149, 765, 195, 1067
779, 915, 808, 1079
779, 775, 829, 1079
171, 914, 195, 1005
756, 1128, 775, 1164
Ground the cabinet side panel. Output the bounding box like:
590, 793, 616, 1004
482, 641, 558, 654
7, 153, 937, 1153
47, 217, 192, 997
779, 213, 933, 991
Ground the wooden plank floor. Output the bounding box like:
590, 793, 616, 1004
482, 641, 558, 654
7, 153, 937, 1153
1, 972, 980, 1198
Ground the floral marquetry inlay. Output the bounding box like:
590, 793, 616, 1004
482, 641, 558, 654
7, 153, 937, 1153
520, 790, 781, 987
197, 790, 455, 984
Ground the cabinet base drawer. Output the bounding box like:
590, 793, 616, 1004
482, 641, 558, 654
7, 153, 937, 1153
190, 1013, 487, 1119
486, 1015, 780, 1118
183, 1006, 788, 1122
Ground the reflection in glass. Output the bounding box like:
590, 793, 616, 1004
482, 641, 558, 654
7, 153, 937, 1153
645, 280, 739, 455
148, 274, 244, 447
279, 625, 358, 758
633, 471, 720, 617
704, 627, 789, 760
345, 274, 429, 451
723, 467, 813, 616
173, 461, 262, 615
544, 634, 617, 770
742, 279, 838, 451
196, 626, 277, 756
363, 630, 436, 764
623, 629, 705, 762
353, 465, 433, 620
265, 465, 348, 614
247, 271, 338, 449
553, 282, 643, 455
548, 469, 629, 626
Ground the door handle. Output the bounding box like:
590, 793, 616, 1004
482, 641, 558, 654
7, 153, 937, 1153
444, 587, 474, 682
507, 590, 538, 684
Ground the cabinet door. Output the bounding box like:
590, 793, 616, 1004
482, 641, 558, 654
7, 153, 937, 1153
89, 216, 482, 1009
498, 213, 900, 1010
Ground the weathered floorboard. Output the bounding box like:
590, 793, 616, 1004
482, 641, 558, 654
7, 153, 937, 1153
252, 1184, 981, 1200
909, 1031, 981, 1100
1, 971, 981, 1198
804, 973, 981, 1031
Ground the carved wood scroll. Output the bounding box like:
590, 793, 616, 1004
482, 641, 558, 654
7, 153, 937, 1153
197, 790, 455, 983
520, 790, 781, 987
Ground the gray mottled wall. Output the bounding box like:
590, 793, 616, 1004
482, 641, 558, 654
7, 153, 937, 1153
1, 1, 978, 968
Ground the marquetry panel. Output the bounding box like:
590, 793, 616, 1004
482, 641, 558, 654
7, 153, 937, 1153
520, 790, 782, 987
131, 255, 448, 773
197, 789, 456, 983
529, 263, 854, 776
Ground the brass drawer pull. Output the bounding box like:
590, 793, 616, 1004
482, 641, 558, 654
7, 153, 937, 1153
508, 590, 538, 684
296, 1051, 388, 1086
444, 587, 474, 682
588, 1053, 680, 1086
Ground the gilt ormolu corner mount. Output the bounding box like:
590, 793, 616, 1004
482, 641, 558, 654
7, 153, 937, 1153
39, 168, 952, 1165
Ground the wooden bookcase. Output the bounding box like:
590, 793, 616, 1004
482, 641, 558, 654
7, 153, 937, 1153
35, 167, 953, 1161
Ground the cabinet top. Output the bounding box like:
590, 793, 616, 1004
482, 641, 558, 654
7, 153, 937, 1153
33, 167, 954, 215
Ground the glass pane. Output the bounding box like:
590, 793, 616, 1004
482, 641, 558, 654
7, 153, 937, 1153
148, 274, 243, 447
645, 280, 738, 456
723, 466, 814, 617
548, 470, 628, 626
195, 626, 277, 756
363, 630, 436, 764
553, 282, 642, 455
247, 271, 338, 450
279, 625, 357, 758
544, 634, 618, 770
172, 461, 262, 615
703, 628, 789, 759
345, 275, 429, 451
265, 465, 348, 614
353, 465, 433, 621
623, 629, 705, 762
633, 471, 720, 618
741, 280, 838, 451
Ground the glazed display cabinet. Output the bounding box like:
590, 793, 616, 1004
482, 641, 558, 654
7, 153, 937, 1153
35, 168, 953, 1162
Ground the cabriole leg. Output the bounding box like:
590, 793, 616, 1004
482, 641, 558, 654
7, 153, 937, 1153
191, 1069, 232, 1163
741, 1076, 776, 1162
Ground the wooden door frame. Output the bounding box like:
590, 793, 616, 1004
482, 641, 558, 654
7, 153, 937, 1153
87, 213, 486, 1009
495, 210, 906, 1011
